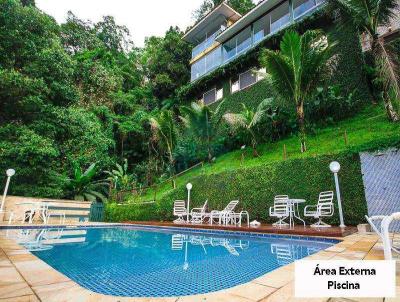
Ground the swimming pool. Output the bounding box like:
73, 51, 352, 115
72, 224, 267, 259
6, 226, 338, 297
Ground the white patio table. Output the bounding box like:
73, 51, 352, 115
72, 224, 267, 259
287, 199, 306, 228
16, 202, 50, 224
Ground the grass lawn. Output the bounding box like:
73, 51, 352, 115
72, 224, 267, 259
128, 104, 400, 203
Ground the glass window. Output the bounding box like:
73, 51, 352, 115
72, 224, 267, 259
293, 0, 316, 19
270, 1, 290, 33
236, 27, 252, 55
191, 57, 206, 81
223, 37, 237, 62
239, 70, 257, 90
253, 14, 271, 44
205, 46, 222, 73
203, 88, 216, 105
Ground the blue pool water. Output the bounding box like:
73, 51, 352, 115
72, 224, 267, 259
9, 226, 337, 297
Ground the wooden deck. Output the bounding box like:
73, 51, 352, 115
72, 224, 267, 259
124, 221, 357, 238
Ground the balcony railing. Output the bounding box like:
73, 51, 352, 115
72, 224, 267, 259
192, 30, 222, 59
190, 0, 325, 82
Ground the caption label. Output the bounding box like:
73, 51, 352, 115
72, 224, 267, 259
295, 260, 396, 298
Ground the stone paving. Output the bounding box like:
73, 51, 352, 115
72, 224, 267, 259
0, 227, 398, 302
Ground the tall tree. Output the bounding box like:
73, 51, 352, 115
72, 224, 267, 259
142, 27, 191, 103
192, 0, 255, 21
149, 110, 178, 188
95, 16, 133, 52
261, 30, 333, 152
60, 12, 101, 54
329, 0, 400, 122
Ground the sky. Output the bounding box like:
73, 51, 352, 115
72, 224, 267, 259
36, 0, 204, 47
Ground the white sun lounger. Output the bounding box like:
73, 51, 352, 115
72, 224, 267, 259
366, 212, 400, 260
190, 200, 208, 224
209, 200, 239, 225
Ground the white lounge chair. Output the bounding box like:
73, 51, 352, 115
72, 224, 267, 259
269, 195, 290, 227
271, 243, 297, 265
171, 234, 185, 250
190, 200, 208, 224
173, 200, 188, 224
227, 210, 250, 227
209, 200, 239, 225
366, 213, 400, 260
304, 191, 334, 227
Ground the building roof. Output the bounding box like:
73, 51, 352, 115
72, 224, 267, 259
183, 2, 242, 44
215, 0, 282, 43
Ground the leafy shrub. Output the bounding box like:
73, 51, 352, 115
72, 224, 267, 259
306, 85, 361, 127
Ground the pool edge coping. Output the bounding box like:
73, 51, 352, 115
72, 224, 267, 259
0, 223, 384, 302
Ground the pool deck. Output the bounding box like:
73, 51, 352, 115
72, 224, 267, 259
0, 223, 398, 302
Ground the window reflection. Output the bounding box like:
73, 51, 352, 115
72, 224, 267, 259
236, 27, 252, 55
190, 0, 325, 81
223, 38, 237, 61
271, 1, 291, 33
293, 0, 317, 19
253, 14, 271, 44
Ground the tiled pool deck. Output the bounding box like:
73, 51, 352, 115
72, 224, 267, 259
0, 223, 398, 302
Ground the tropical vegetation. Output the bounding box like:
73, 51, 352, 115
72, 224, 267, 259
0, 0, 399, 216
329, 0, 400, 121
223, 99, 274, 156
261, 30, 333, 152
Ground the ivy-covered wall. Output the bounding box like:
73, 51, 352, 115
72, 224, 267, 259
105, 151, 368, 226
181, 8, 371, 116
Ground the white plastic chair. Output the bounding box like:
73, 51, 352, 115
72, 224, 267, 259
227, 211, 250, 227
304, 191, 334, 227
209, 200, 239, 225
269, 195, 289, 227
190, 200, 208, 224
173, 200, 188, 223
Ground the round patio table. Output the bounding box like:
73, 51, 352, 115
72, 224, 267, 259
287, 199, 306, 228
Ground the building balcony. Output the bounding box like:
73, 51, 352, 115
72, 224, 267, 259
190, 0, 325, 83
191, 29, 223, 59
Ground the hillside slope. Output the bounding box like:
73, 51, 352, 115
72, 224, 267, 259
106, 104, 400, 225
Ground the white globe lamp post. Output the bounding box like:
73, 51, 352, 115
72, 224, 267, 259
186, 183, 193, 223
0, 169, 16, 213
329, 162, 345, 228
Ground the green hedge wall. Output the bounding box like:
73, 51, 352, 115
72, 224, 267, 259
210, 79, 273, 114
105, 151, 368, 226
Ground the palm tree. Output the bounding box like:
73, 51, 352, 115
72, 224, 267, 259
261, 30, 333, 152
223, 99, 273, 157
179, 101, 224, 162
67, 162, 108, 202
149, 110, 178, 188
329, 0, 399, 121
